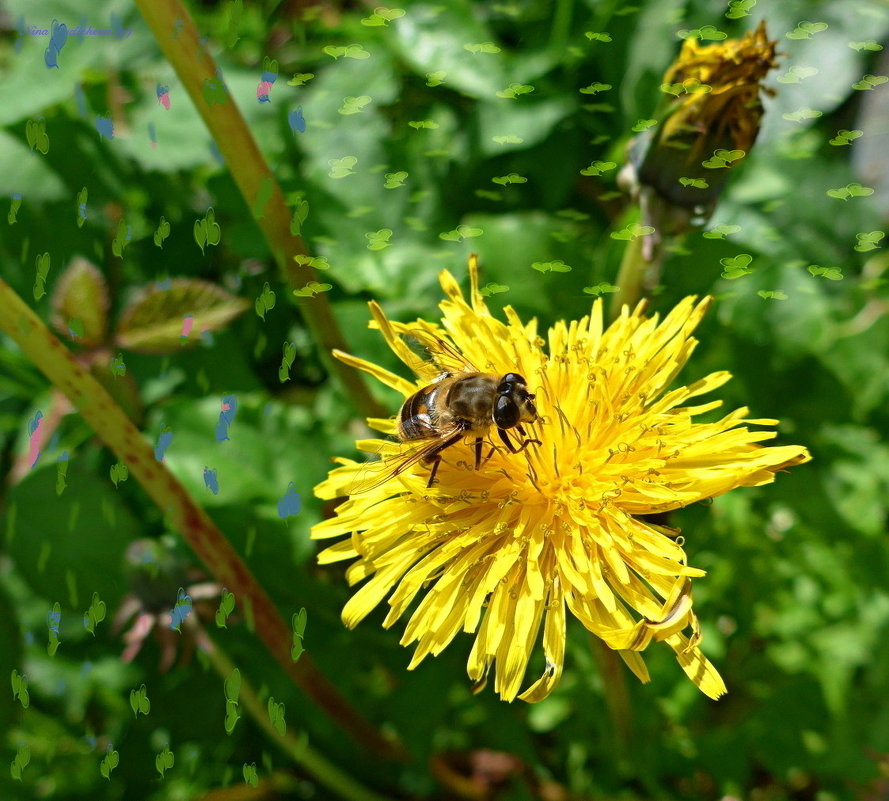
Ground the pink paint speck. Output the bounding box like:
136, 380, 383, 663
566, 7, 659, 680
180, 315, 194, 338
158, 93, 170, 110
28, 418, 43, 468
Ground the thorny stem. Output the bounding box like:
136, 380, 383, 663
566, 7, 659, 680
187, 617, 395, 801
0, 277, 405, 761
133, 0, 385, 421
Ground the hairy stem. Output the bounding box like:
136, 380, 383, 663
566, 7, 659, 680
133, 0, 384, 420
0, 278, 404, 760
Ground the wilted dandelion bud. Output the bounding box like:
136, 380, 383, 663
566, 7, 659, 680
619, 22, 778, 255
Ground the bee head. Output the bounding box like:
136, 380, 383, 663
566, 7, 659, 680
494, 373, 538, 428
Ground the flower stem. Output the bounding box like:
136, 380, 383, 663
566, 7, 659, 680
589, 636, 634, 778
0, 278, 404, 761
133, 0, 385, 421
187, 618, 395, 801
548, 0, 573, 53
608, 234, 664, 323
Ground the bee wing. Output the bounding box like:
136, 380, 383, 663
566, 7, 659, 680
368, 301, 480, 380
400, 325, 482, 376
346, 426, 465, 495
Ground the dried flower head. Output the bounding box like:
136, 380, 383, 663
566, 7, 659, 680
313, 256, 809, 702
621, 22, 779, 250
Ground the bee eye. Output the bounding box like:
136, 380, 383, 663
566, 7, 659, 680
496, 382, 511, 394
493, 395, 520, 428
502, 372, 526, 385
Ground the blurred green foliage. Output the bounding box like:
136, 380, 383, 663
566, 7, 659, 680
1, 0, 889, 799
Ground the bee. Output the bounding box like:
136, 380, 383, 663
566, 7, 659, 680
397, 369, 540, 486
347, 328, 540, 493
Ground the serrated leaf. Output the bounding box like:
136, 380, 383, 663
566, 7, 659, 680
49, 257, 110, 346
114, 279, 249, 354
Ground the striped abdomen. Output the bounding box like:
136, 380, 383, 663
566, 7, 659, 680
398, 383, 443, 441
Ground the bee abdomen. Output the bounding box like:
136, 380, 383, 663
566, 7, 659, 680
398, 385, 439, 441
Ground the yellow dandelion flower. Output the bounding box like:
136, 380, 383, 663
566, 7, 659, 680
312, 256, 810, 702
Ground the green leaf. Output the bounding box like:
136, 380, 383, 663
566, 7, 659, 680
464, 42, 501, 54
155, 745, 174, 778
583, 283, 619, 295
365, 228, 393, 250
786, 21, 829, 39
153, 216, 171, 247
0, 591, 21, 730
479, 282, 509, 296
611, 223, 655, 241
225, 668, 241, 702
852, 74, 889, 90
807, 265, 844, 280
338, 95, 373, 115
579, 161, 616, 176
130, 684, 150, 716
2, 465, 140, 611
287, 72, 315, 86
225, 699, 240, 734
114, 279, 249, 354
848, 41, 883, 52
387, 3, 509, 97
819, 426, 889, 535
854, 230, 884, 252
579, 82, 612, 95
631, 118, 657, 132
49, 257, 110, 347
100, 748, 119, 780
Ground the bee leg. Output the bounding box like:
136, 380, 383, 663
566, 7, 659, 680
474, 436, 484, 470
515, 424, 542, 450
499, 428, 541, 454
426, 456, 442, 488
423, 431, 464, 487
516, 424, 542, 447
498, 428, 521, 453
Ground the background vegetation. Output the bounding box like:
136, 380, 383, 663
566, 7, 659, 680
1, 0, 888, 799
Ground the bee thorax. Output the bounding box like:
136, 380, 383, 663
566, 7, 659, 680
443, 375, 501, 428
